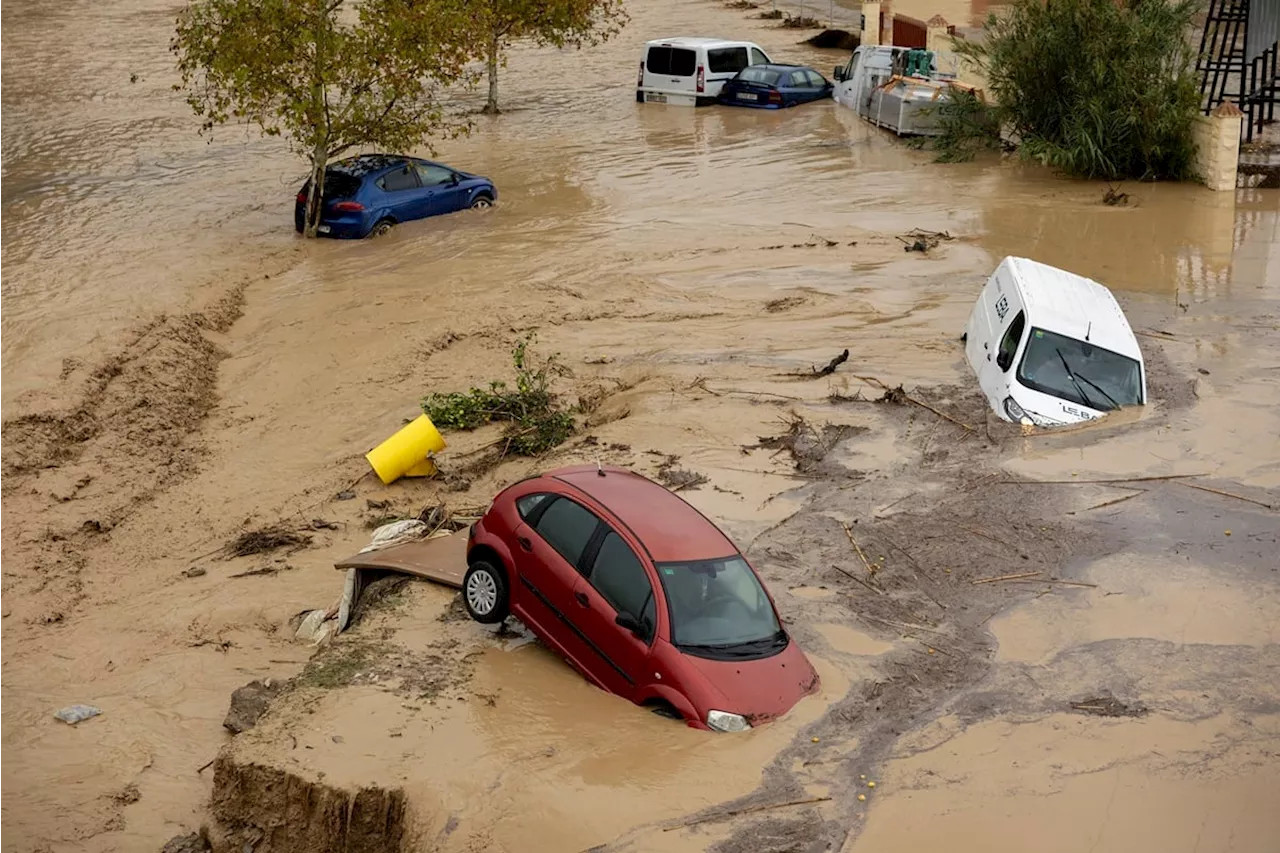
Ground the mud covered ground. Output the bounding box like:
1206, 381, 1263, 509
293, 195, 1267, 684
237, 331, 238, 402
4, 0, 1280, 850
206, 342, 1280, 853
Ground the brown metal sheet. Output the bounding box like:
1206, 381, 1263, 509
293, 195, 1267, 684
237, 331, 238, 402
333, 532, 468, 589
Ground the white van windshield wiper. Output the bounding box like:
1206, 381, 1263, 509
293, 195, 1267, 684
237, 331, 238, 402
1055, 348, 1100, 410
1073, 370, 1120, 411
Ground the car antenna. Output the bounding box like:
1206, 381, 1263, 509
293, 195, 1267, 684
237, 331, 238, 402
1086, 321, 1092, 342
597, 460, 606, 477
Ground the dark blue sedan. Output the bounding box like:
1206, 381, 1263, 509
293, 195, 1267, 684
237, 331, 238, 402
294, 155, 497, 238
717, 64, 833, 109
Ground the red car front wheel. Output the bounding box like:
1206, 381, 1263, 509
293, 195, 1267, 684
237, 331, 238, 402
463, 560, 510, 623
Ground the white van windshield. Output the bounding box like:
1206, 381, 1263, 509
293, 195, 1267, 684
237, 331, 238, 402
1017, 328, 1143, 411
656, 556, 783, 653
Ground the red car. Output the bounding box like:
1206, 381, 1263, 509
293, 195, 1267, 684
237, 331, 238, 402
463, 465, 819, 731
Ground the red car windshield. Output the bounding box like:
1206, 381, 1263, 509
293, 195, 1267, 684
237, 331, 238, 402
656, 556, 783, 653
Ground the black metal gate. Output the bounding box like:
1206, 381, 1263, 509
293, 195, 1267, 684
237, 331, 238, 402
1198, 0, 1280, 142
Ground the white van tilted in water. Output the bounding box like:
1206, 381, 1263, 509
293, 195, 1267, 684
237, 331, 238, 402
637, 38, 773, 106
964, 257, 1146, 426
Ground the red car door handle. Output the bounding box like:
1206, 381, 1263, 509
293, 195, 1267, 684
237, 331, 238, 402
574, 591, 590, 607
517, 536, 533, 552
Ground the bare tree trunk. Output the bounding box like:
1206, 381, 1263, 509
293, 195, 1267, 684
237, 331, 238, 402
304, 0, 328, 238
304, 138, 327, 238
483, 32, 500, 114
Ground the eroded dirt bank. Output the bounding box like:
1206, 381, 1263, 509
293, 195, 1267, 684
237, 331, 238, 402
3, 0, 1279, 850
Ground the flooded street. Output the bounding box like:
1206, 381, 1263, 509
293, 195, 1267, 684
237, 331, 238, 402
3, 0, 1279, 851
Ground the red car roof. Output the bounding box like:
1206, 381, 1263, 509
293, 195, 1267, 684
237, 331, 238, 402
547, 465, 737, 563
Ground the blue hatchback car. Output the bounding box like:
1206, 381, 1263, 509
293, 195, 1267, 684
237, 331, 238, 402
294, 154, 498, 238
718, 64, 833, 109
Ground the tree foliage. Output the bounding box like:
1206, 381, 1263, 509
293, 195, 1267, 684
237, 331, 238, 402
913, 89, 1005, 163
172, 0, 475, 236
452, 0, 629, 114
954, 0, 1202, 180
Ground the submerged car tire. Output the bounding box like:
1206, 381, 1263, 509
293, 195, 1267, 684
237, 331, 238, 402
470, 194, 494, 210
463, 560, 509, 623
369, 219, 395, 237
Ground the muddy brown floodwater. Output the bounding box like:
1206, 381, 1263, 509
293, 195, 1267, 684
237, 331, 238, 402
3, 0, 1279, 851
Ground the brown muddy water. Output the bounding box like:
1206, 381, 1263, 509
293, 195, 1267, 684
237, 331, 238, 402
3, 0, 1280, 851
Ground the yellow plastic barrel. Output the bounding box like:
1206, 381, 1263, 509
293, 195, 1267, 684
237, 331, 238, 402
403, 458, 438, 478
365, 414, 447, 485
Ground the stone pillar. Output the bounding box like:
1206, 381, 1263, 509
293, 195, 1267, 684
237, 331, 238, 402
925, 15, 950, 52
861, 1, 881, 46
881, 1, 894, 45
1192, 101, 1243, 192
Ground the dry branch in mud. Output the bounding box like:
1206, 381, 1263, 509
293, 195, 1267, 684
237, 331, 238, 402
853, 375, 977, 433
897, 229, 954, 253
1102, 185, 1131, 206
791, 349, 849, 379
654, 454, 710, 492
1070, 692, 1147, 718
223, 524, 313, 558
747, 412, 864, 475
778, 13, 821, 28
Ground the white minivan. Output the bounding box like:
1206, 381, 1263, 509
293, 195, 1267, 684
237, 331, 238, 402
964, 257, 1147, 426
637, 38, 773, 106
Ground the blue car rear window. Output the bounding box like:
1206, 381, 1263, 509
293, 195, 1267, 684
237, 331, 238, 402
321, 173, 361, 200
738, 67, 781, 85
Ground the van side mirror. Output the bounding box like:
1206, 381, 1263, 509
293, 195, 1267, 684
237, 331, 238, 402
449, 172, 460, 186
615, 612, 645, 638
833, 66, 845, 82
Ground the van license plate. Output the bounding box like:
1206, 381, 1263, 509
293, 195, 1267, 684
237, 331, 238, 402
646, 92, 667, 103
736, 92, 758, 101
318, 225, 331, 234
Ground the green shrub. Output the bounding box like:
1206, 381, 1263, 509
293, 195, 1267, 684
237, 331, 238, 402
422, 336, 576, 456
956, 0, 1202, 180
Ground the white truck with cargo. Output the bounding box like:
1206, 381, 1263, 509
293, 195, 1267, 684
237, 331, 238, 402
964, 257, 1147, 426
637, 38, 773, 106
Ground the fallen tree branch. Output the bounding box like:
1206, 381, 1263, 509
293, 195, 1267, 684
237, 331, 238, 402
1006, 578, 1099, 589
829, 563, 884, 595
956, 524, 1017, 551
996, 474, 1208, 485
971, 570, 1041, 585
1176, 481, 1277, 510
807, 349, 849, 378
853, 374, 975, 432
1069, 489, 1146, 514
842, 523, 877, 577
663, 796, 832, 831
702, 385, 805, 402
915, 638, 958, 658
857, 612, 952, 637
